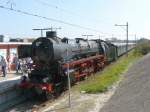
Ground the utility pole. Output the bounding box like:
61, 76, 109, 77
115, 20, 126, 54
82, 35, 94, 49
115, 22, 129, 57
32, 28, 48, 37
82, 34, 94, 40
126, 22, 128, 57
66, 49, 71, 109
7, 0, 16, 9
33, 27, 61, 37
135, 34, 137, 45
48, 26, 62, 31
99, 35, 105, 41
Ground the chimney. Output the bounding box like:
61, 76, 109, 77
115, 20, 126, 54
46, 31, 57, 38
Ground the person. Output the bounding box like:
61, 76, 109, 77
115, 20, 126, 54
20, 59, 28, 75
0, 56, 2, 76
0, 56, 7, 77
6, 54, 10, 72
26, 57, 32, 71
13, 54, 20, 73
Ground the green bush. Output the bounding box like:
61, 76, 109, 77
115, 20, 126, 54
134, 41, 150, 55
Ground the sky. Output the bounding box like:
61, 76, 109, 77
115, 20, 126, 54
0, 0, 150, 41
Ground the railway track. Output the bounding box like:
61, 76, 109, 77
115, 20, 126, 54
0, 75, 71, 112
6, 90, 69, 112
0, 85, 26, 112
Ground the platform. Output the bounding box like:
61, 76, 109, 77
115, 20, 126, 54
0, 71, 23, 111
0, 71, 22, 93
0, 71, 22, 82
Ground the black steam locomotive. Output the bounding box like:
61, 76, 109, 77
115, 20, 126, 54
18, 31, 133, 99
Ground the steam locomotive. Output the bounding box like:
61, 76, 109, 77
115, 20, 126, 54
18, 31, 134, 99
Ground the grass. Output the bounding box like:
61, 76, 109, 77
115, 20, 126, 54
79, 50, 142, 93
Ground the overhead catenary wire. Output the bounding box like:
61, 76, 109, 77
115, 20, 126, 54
0, 5, 109, 35
33, 0, 102, 23
34, 0, 120, 31
34, 0, 89, 18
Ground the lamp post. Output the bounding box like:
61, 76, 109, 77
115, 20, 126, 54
115, 22, 128, 56
82, 34, 94, 40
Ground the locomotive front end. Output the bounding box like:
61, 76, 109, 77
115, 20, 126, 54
19, 32, 59, 100
31, 37, 54, 65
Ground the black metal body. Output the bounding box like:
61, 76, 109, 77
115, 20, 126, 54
31, 32, 105, 66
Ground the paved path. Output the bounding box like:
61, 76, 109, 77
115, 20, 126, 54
100, 53, 150, 112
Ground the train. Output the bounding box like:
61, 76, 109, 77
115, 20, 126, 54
18, 31, 135, 99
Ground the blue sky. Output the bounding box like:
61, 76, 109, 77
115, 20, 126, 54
0, 0, 150, 40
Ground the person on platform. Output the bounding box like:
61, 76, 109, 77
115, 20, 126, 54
0, 56, 7, 77
13, 54, 20, 73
